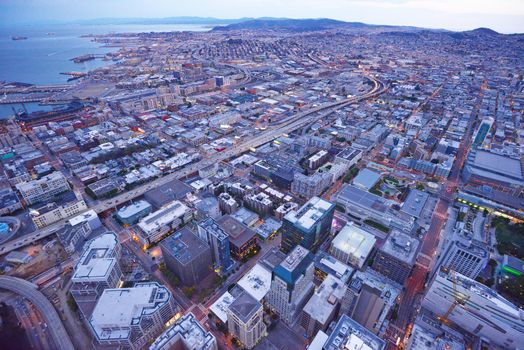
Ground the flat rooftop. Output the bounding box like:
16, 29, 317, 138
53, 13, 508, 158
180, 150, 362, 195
90, 282, 170, 341
303, 274, 347, 324
216, 215, 256, 247
237, 263, 272, 301
210, 291, 236, 323
335, 184, 389, 214
472, 150, 523, 181
401, 189, 429, 218
284, 196, 334, 231
73, 232, 118, 282
380, 231, 419, 265
352, 168, 381, 190
331, 223, 376, 267
160, 227, 209, 265
149, 312, 215, 350
138, 200, 189, 234
314, 252, 354, 283
323, 314, 386, 350
117, 200, 152, 219
227, 292, 261, 323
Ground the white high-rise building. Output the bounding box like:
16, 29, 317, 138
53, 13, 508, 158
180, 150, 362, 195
150, 312, 217, 350
266, 245, 315, 325
422, 270, 524, 349
227, 292, 266, 349
89, 282, 176, 350
70, 232, 122, 319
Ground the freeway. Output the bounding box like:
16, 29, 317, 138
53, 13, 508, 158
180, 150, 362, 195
0, 74, 386, 255
0, 276, 75, 350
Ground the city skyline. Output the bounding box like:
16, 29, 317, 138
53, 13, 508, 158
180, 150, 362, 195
1, 0, 523, 33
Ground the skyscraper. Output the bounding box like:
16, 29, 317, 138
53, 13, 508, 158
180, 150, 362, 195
70, 232, 122, 319
197, 217, 233, 273
266, 245, 315, 325
280, 196, 335, 253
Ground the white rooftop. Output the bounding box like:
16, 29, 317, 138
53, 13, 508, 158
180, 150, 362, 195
73, 232, 118, 282
210, 292, 235, 323
90, 283, 170, 341
285, 196, 333, 230
68, 209, 98, 226
117, 200, 151, 219
303, 275, 347, 324
237, 264, 272, 301
138, 200, 189, 235
331, 223, 376, 267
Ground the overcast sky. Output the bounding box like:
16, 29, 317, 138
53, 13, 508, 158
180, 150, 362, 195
1, 0, 523, 33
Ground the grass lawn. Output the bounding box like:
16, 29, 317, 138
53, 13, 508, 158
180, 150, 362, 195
495, 221, 524, 259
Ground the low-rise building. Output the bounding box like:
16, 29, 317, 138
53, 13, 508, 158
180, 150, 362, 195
29, 192, 87, 229
16, 171, 70, 205
116, 200, 153, 225
137, 200, 193, 247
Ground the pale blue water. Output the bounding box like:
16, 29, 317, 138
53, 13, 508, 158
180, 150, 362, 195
0, 23, 211, 118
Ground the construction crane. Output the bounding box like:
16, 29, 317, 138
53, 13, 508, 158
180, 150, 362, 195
439, 270, 470, 324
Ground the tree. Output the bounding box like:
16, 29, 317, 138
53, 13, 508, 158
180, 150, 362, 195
182, 286, 196, 299
499, 275, 524, 307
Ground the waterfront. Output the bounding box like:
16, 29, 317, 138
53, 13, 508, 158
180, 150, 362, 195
0, 23, 212, 118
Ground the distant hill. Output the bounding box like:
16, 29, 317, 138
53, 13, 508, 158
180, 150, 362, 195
71, 16, 250, 26
63, 17, 514, 37
212, 18, 359, 32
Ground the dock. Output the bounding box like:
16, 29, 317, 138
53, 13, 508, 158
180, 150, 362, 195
71, 54, 104, 63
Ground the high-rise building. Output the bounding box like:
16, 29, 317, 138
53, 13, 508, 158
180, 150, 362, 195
329, 222, 376, 268
89, 282, 176, 350
266, 245, 315, 325
323, 314, 386, 350
197, 218, 233, 273
227, 292, 266, 349
160, 227, 212, 286
346, 270, 401, 335
280, 196, 335, 253
422, 270, 524, 349
372, 231, 419, 284
436, 207, 489, 279
291, 171, 333, 198
70, 232, 123, 319
300, 274, 349, 338
16, 171, 70, 205
150, 312, 218, 350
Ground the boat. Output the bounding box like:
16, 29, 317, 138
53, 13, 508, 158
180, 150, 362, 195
16, 102, 84, 123
11, 36, 28, 41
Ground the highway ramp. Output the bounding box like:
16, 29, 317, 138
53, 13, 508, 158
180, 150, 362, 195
0, 276, 75, 350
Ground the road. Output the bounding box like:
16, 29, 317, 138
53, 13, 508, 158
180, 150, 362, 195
0, 276, 74, 350
0, 74, 387, 255
385, 85, 483, 349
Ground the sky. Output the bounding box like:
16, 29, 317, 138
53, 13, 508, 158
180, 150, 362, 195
1, 0, 523, 33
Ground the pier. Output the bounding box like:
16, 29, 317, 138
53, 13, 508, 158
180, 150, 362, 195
71, 54, 104, 63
